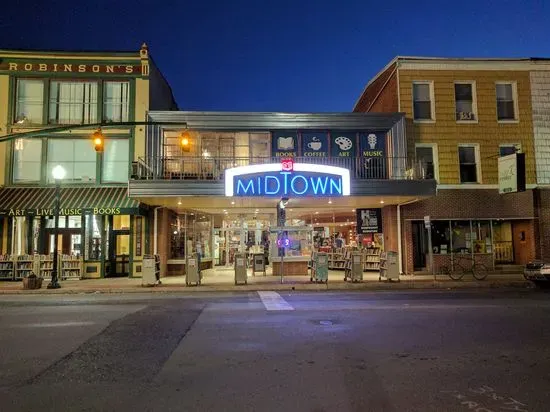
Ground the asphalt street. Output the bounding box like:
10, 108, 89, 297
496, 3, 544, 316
0, 289, 549, 411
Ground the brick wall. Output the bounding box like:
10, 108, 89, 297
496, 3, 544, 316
354, 63, 398, 113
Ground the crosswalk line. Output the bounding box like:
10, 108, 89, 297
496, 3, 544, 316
257, 291, 294, 311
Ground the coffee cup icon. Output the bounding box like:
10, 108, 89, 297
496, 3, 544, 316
308, 137, 322, 151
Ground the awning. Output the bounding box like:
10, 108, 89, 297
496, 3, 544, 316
0, 187, 143, 217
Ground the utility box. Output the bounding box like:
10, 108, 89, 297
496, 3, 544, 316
186, 253, 201, 286
234, 252, 247, 285
346, 251, 363, 282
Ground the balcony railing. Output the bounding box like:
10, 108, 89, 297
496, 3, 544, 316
131, 156, 431, 181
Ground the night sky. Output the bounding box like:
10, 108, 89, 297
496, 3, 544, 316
2, 0, 549, 112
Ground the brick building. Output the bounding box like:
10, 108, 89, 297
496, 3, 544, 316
354, 57, 550, 274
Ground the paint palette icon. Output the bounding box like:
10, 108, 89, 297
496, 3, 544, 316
335, 136, 353, 151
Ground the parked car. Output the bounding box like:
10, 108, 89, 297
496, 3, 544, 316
524, 261, 550, 287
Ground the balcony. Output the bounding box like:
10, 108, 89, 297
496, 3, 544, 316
131, 156, 433, 181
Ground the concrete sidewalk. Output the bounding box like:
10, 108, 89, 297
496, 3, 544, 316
0, 267, 532, 294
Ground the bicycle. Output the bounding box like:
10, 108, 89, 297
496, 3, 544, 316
439, 254, 490, 281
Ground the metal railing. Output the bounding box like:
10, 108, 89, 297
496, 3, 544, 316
494, 241, 514, 263
131, 156, 429, 181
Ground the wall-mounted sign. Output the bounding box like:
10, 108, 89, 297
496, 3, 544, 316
359, 132, 386, 158
225, 163, 350, 197
0, 61, 142, 75
356, 208, 382, 234
498, 153, 526, 194
331, 132, 356, 158
301, 132, 328, 157
0, 207, 131, 217
272, 131, 298, 158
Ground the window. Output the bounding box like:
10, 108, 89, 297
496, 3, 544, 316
102, 139, 129, 182
13, 138, 42, 182
458, 145, 480, 183
455, 82, 476, 121
84, 214, 103, 260
412, 82, 434, 121
47, 139, 97, 183
451, 221, 472, 254
496, 82, 517, 121
103, 81, 130, 122
431, 221, 451, 254
499, 143, 521, 157
49, 81, 98, 124
415, 144, 438, 180
15, 79, 44, 124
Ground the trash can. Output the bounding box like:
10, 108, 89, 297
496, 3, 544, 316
186, 253, 201, 286
234, 252, 247, 285
310, 252, 328, 283
252, 253, 266, 276
345, 251, 363, 282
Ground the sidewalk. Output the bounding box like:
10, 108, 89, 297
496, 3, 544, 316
0, 267, 532, 294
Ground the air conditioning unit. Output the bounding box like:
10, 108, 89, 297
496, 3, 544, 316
458, 111, 474, 121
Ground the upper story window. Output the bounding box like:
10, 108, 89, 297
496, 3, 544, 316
102, 139, 130, 183
412, 81, 434, 121
104, 81, 130, 123
415, 144, 438, 180
496, 82, 518, 121
15, 79, 44, 124
499, 143, 521, 157
458, 144, 480, 183
13, 139, 42, 183
455, 82, 477, 122
47, 139, 97, 183
49, 81, 98, 124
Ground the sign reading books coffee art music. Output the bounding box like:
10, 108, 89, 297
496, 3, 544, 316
331, 132, 356, 157
359, 132, 386, 158
498, 153, 526, 194
272, 131, 298, 157
301, 132, 328, 157
356, 208, 382, 234
225, 163, 350, 197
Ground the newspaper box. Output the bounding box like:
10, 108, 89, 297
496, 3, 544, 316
252, 253, 266, 276
234, 252, 247, 285
345, 251, 363, 282
310, 252, 328, 283
141, 255, 157, 286
186, 253, 201, 286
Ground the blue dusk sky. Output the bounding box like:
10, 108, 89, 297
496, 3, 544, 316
1, 0, 549, 112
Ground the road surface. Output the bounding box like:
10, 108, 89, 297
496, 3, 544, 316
0, 290, 548, 411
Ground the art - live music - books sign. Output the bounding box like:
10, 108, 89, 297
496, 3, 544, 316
224, 160, 350, 197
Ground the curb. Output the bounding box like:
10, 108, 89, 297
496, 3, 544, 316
0, 280, 533, 295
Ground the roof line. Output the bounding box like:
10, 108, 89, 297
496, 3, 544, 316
352, 56, 398, 111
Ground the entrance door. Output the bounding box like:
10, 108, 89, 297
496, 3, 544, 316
512, 221, 534, 265
47, 229, 81, 256
107, 231, 130, 277
412, 221, 427, 270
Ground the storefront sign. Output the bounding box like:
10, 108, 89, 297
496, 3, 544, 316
331, 132, 356, 158
301, 132, 328, 157
225, 163, 350, 197
498, 153, 526, 194
0, 61, 141, 75
0, 207, 127, 216
359, 132, 386, 158
356, 208, 382, 234
272, 131, 298, 158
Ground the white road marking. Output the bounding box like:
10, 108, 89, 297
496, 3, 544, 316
11, 321, 96, 328
257, 291, 294, 311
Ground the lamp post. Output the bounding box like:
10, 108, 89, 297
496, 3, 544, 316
47, 165, 66, 289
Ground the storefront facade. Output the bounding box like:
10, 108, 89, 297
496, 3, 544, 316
0, 45, 176, 278
129, 111, 436, 276
354, 56, 549, 273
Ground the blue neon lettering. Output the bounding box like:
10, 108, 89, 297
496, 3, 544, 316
257, 177, 261, 194
264, 175, 280, 195
281, 172, 291, 195
329, 178, 342, 194
310, 176, 329, 195
290, 175, 308, 195
236, 179, 255, 195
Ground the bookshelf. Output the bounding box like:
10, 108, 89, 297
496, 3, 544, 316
328, 248, 346, 269
0, 255, 14, 280
39, 254, 55, 280
364, 247, 381, 271
15, 255, 35, 280
61, 255, 82, 280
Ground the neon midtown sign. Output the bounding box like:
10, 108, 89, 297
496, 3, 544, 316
224, 163, 351, 197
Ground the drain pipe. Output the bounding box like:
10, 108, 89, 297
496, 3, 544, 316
153, 206, 164, 255
397, 198, 421, 275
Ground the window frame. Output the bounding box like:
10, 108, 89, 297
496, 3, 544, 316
458, 143, 481, 184
101, 138, 130, 183
414, 143, 439, 181
495, 81, 519, 123
499, 143, 522, 157
454, 81, 478, 123
45, 138, 98, 184
412, 81, 435, 123
103, 81, 131, 123
14, 78, 46, 125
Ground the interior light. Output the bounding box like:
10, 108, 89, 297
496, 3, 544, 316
178, 201, 182, 205
380, 200, 385, 204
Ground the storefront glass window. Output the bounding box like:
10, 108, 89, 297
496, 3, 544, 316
45, 216, 67, 229
32, 216, 41, 254
102, 139, 129, 183
472, 220, 492, 254
47, 139, 97, 183
84, 215, 103, 260
431, 221, 451, 254
451, 220, 472, 254
113, 215, 130, 230
68, 216, 81, 228
13, 139, 42, 183
169, 212, 212, 259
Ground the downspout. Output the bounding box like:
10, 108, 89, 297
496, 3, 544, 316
397, 198, 422, 275
153, 206, 164, 255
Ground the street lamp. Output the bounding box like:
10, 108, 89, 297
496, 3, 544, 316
47, 165, 66, 289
